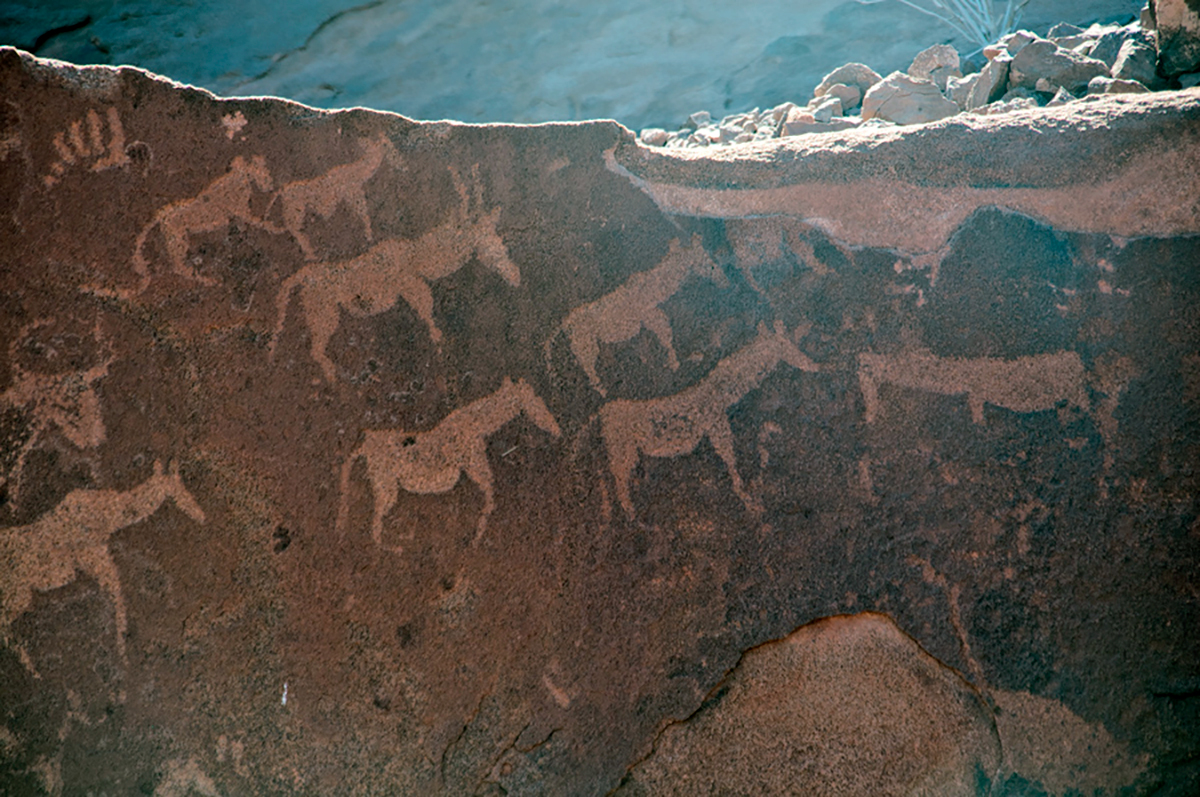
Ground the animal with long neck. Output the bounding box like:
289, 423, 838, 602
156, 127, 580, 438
597, 321, 819, 519
269, 133, 394, 260
132, 154, 279, 290
0, 460, 206, 673
1, 318, 112, 508
545, 234, 727, 396
271, 166, 519, 382
338, 377, 560, 550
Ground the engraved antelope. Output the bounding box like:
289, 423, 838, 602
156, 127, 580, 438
545, 234, 726, 396
132, 154, 279, 290
272, 166, 519, 382
268, 133, 395, 260
597, 321, 819, 519
1, 319, 112, 508
0, 460, 206, 672
338, 377, 560, 551
856, 348, 1089, 425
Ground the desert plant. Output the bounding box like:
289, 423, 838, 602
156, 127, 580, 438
857, 0, 1035, 49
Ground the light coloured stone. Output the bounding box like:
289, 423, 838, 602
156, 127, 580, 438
947, 72, 980, 109
686, 110, 712, 129
1112, 39, 1160, 86
966, 56, 1010, 109
814, 63, 882, 99
1089, 24, 1157, 68
781, 118, 860, 136
811, 95, 843, 123
861, 71, 960, 125
1045, 86, 1075, 106
824, 82, 862, 110
1008, 37, 1111, 93
639, 127, 669, 146
909, 44, 961, 89
984, 29, 1037, 61
1088, 75, 1151, 94
972, 97, 1039, 115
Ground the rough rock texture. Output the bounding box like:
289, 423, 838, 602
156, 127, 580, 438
1008, 36, 1113, 92
1, 48, 1199, 796
862, 71, 961, 125
1151, 0, 1200, 75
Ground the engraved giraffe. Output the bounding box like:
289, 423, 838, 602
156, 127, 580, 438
337, 377, 560, 551
0, 460, 206, 673
268, 133, 395, 260
1, 318, 112, 508
544, 234, 727, 396
271, 166, 519, 382
856, 348, 1089, 425
133, 154, 279, 290
597, 321, 819, 519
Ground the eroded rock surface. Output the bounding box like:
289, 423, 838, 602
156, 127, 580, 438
1, 48, 1198, 795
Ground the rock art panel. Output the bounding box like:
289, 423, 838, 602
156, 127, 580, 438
339, 377, 560, 549
0, 48, 1198, 796
597, 321, 819, 519
0, 461, 205, 672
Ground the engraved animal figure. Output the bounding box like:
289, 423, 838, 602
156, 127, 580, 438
133, 154, 278, 290
545, 234, 727, 396
0, 460, 206, 673
338, 377, 560, 550
598, 321, 819, 519
856, 349, 1089, 425
1, 319, 112, 508
44, 107, 129, 187
268, 133, 395, 260
272, 166, 519, 381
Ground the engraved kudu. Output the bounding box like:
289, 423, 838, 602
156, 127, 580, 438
1, 318, 112, 508
338, 377, 560, 551
545, 234, 727, 396
268, 133, 395, 260
0, 461, 206, 672
597, 321, 819, 519
272, 167, 519, 382
132, 154, 279, 290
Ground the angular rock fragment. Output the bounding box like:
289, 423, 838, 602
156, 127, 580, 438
1088, 75, 1152, 94
814, 62, 883, 99
947, 72, 981, 108
862, 71, 960, 125
1089, 23, 1157, 68
966, 56, 1011, 109
1151, 0, 1200, 76
810, 94, 843, 123
1112, 39, 1160, 86
639, 128, 669, 146
823, 82, 862, 111
909, 44, 961, 90
1008, 37, 1111, 93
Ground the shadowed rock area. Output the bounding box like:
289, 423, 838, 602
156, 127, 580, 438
1, 47, 1199, 795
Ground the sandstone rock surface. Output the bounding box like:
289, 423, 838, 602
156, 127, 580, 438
1, 47, 1198, 796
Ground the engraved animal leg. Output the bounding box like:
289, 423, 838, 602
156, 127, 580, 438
352, 190, 373, 243
707, 416, 760, 515
858, 369, 880, 424
568, 327, 605, 397
371, 472, 401, 552
603, 424, 640, 520
76, 545, 128, 663
463, 444, 496, 543
967, 393, 985, 424
283, 196, 316, 260
642, 306, 680, 371
395, 275, 443, 347
304, 295, 342, 383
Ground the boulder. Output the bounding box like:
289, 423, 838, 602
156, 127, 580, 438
814, 62, 883, 99
639, 127, 669, 146
1088, 75, 1152, 93
811, 94, 844, 123
861, 71, 961, 125
1008, 37, 1111, 93
946, 73, 981, 109
824, 82, 863, 111
909, 44, 961, 90
966, 56, 1011, 109
1112, 39, 1161, 86
1151, 0, 1200, 75
984, 29, 1037, 60
1090, 24, 1157, 67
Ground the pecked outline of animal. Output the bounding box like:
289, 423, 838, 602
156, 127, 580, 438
270, 165, 519, 382
0, 460, 206, 674
594, 321, 819, 520
267, 133, 396, 260
132, 154, 280, 291
1, 318, 113, 509
544, 233, 727, 397
856, 348, 1089, 426
337, 377, 560, 551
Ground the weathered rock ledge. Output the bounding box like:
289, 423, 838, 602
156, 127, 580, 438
1, 48, 1198, 796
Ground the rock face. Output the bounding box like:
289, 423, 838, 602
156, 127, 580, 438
1151, 0, 1200, 75
1, 48, 1199, 796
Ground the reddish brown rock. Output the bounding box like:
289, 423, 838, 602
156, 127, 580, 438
1, 47, 1199, 795
1151, 0, 1200, 76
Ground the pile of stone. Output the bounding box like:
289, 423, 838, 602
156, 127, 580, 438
639, 2, 1200, 148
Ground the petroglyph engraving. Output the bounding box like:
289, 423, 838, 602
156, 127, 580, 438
269, 133, 395, 260
1, 319, 111, 508
0, 461, 206, 672
598, 321, 819, 519
273, 166, 518, 381
857, 349, 1089, 425
338, 378, 559, 550
43, 107, 129, 187
545, 234, 726, 396
133, 154, 279, 290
